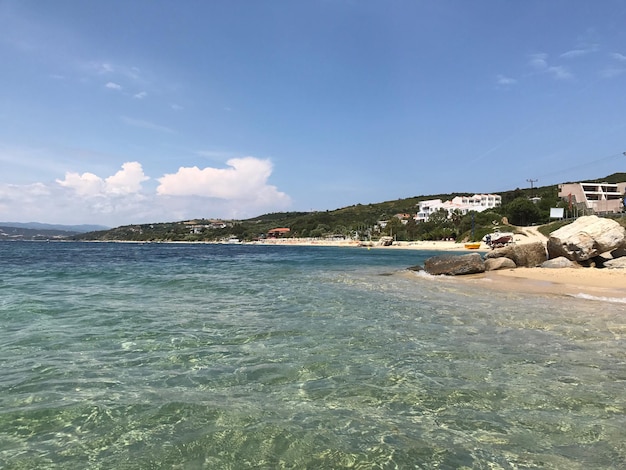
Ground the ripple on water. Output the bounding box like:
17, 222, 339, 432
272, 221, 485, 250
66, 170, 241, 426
1, 243, 626, 468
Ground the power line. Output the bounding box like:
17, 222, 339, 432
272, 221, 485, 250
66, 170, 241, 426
538, 152, 624, 180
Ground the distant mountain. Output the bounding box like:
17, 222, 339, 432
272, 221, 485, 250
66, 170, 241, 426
0, 222, 110, 241
0, 226, 76, 241
0, 222, 109, 233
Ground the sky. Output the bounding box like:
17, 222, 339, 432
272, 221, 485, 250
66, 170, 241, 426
1, 0, 626, 227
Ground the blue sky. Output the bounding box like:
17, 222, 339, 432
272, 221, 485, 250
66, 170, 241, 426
1, 0, 626, 227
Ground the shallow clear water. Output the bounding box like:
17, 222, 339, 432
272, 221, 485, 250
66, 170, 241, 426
1, 241, 625, 469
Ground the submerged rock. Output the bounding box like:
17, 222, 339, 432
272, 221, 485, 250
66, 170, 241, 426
407, 265, 423, 272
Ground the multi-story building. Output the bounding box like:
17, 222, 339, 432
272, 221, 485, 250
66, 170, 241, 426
415, 194, 502, 222
415, 199, 443, 222
558, 182, 626, 214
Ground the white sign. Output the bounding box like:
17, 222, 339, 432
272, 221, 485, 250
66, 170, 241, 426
550, 208, 564, 219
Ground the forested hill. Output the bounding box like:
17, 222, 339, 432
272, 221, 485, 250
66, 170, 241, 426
71, 172, 626, 242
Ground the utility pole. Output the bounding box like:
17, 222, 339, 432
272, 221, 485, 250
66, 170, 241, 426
526, 178, 538, 197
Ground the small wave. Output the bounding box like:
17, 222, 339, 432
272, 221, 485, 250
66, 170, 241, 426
406, 269, 437, 279
569, 293, 626, 304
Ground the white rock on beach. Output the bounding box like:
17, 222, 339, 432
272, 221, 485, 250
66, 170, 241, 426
485, 257, 517, 271
541, 257, 578, 269
484, 241, 547, 267
604, 257, 626, 269
547, 215, 626, 262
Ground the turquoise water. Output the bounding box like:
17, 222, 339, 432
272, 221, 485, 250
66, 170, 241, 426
1, 241, 625, 469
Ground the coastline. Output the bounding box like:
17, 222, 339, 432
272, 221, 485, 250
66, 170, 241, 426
251, 238, 479, 251
454, 267, 626, 301
72, 236, 626, 299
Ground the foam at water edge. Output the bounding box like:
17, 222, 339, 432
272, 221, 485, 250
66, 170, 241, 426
570, 293, 626, 304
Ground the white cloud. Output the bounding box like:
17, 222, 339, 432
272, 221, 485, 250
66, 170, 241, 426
105, 81, 122, 90
56, 161, 149, 197
560, 44, 597, 59
611, 52, 626, 62
0, 181, 155, 226
547, 66, 573, 80
0, 159, 291, 226
560, 49, 587, 59
105, 162, 150, 195
120, 116, 175, 134
157, 157, 291, 206
528, 53, 548, 69
56, 170, 104, 196
0, 163, 151, 225
526, 54, 573, 80
134, 91, 147, 99
91, 62, 115, 74
88, 61, 143, 81
496, 74, 516, 85
0, 183, 54, 221
600, 67, 625, 78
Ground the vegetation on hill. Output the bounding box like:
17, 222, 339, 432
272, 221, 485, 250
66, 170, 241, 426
69, 173, 626, 243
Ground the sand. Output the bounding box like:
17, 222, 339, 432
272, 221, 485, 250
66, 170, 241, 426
467, 267, 626, 300
254, 229, 626, 300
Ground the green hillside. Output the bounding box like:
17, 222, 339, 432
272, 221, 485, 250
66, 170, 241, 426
71, 173, 626, 243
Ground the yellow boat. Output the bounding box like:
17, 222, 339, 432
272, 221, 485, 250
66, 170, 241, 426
464, 242, 481, 249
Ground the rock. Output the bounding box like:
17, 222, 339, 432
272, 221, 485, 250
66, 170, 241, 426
610, 246, 626, 259
379, 236, 393, 246
547, 215, 626, 262
484, 242, 547, 267
483, 248, 507, 259
511, 242, 548, 267
604, 257, 626, 269
592, 255, 611, 268
541, 257, 578, 268
485, 257, 516, 271
407, 265, 423, 272
424, 253, 485, 276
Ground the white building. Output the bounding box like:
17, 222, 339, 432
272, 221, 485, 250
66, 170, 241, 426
415, 194, 502, 222
558, 182, 626, 214
415, 199, 443, 223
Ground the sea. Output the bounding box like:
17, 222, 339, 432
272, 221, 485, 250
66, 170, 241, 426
1, 241, 625, 469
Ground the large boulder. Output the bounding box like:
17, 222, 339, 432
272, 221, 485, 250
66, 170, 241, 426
484, 242, 547, 267
485, 257, 516, 271
547, 215, 626, 262
541, 257, 578, 269
604, 257, 626, 269
424, 253, 485, 276
610, 246, 626, 259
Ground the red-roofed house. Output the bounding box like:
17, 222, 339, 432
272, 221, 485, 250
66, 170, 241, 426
267, 228, 291, 238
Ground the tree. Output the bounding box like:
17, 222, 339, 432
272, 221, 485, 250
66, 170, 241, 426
382, 217, 404, 239
404, 218, 419, 240
505, 197, 541, 226
310, 224, 330, 238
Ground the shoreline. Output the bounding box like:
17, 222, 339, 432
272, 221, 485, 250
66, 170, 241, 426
63, 237, 626, 299
255, 238, 626, 300
450, 267, 626, 301
251, 238, 482, 251
8, 238, 625, 302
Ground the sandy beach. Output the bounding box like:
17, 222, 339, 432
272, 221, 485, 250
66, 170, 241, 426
254, 230, 626, 300
467, 267, 626, 300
